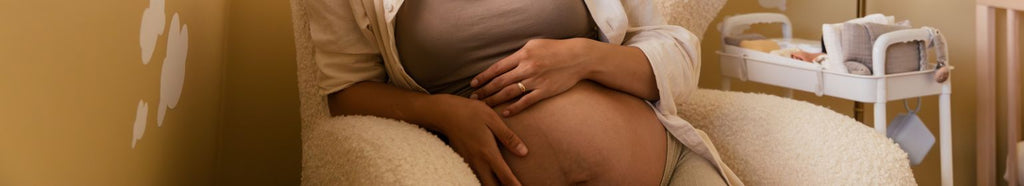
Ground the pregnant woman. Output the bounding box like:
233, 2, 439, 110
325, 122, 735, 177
306, 0, 741, 185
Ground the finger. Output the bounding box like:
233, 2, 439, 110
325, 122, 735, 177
487, 151, 522, 186
485, 118, 528, 157
474, 67, 529, 99
504, 89, 550, 116
472, 52, 522, 88
472, 160, 500, 186
482, 83, 526, 106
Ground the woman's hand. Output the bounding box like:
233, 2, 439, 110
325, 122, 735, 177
470, 38, 602, 116
426, 94, 529, 186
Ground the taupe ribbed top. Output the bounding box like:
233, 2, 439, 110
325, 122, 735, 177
395, 0, 597, 97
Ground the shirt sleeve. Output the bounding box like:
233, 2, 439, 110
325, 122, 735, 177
305, 0, 388, 95
620, 0, 702, 117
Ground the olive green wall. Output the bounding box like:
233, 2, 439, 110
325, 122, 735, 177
0, 0, 229, 185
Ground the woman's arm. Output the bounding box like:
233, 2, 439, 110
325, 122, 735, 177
329, 82, 441, 131
582, 40, 659, 100
331, 82, 524, 141
470, 28, 699, 116
306, 1, 528, 185
470, 38, 658, 101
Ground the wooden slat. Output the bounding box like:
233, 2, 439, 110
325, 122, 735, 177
1009, 9, 1022, 186
980, 0, 1024, 11
978, 4, 998, 186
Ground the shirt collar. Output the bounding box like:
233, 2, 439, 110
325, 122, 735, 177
382, 0, 403, 23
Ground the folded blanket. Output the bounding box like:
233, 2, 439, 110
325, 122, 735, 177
821, 14, 918, 75
724, 34, 767, 46
739, 39, 781, 53
841, 22, 922, 74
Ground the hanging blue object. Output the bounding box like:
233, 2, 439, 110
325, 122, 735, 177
886, 98, 935, 166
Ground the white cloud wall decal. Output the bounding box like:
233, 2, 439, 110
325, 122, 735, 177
759, 0, 786, 11
132, 0, 189, 149
139, 0, 165, 64
159, 13, 188, 127
132, 100, 149, 148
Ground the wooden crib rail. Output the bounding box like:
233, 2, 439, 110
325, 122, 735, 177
980, 0, 1024, 10
977, 0, 1023, 185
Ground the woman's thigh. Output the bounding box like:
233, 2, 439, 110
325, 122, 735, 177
494, 81, 667, 185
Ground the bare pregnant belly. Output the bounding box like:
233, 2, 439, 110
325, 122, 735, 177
494, 81, 667, 185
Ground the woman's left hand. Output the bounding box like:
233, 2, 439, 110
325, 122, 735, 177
470, 38, 602, 116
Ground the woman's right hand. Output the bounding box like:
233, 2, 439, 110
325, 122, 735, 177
425, 94, 529, 186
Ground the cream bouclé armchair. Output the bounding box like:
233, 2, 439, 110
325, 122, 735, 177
290, 0, 917, 185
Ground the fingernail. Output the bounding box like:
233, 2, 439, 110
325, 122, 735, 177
470, 79, 478, 87
502, 110, 510, 116
516, 144, 529, 155
470, 94, 478, 99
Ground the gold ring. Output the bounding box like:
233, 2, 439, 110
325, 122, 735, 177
517, 82, 527, 93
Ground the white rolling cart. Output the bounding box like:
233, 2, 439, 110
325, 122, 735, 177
715, 13, 954, 186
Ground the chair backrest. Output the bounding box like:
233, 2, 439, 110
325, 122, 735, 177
289, 0, 329, 130
654, 0, 727, 40
288, 0, 729, 128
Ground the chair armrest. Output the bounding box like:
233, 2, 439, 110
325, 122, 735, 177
302, 116, 478, 185
677, 89, 916, 185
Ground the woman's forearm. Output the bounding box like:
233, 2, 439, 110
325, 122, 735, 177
466, 38, 661, 115
328, 81, 446, 132
585, 42, 660, 101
